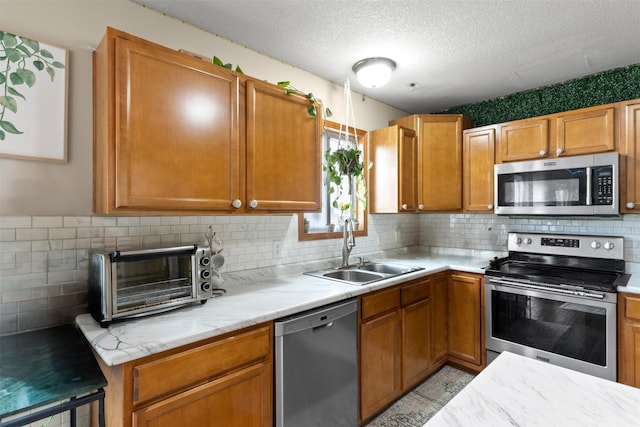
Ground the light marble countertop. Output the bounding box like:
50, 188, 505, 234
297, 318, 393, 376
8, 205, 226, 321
77, 249, 491, 366
425, 351, 640, 427
618, 273, 640, 295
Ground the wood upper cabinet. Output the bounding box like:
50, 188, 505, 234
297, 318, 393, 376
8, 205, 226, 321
448, 272, 484, 372
618, 292, 640, 387
620, 99, 640, 213
389, 114, 473, 211
497, 117, 549, 163
93, 27, 320, 214
463, 126, 496, 212
96, 323, 272, 427
368, 125, 418, 213
554, 105, 616, 157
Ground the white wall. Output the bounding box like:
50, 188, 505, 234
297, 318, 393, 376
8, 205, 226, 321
0, 0, 406, 216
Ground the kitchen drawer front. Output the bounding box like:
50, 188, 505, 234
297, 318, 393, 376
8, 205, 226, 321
361, 287, 400, 321
624, 294, 640, 321
133, 324, 271, 405
400, 279, 430, 306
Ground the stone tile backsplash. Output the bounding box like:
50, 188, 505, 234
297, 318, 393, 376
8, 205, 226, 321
2, 212, 639, 335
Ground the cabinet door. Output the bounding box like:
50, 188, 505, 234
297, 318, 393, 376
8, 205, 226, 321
132, 361, 272, 427
497, 118, 549, 163
399, 127, 419, 212
402, 297, 432, 390
360, 310, 401, 423
430, 272, 449, 366
555, 106, 615, 157
245, 79, 321, 212
418, 115, 464, 210
618, 293, 640, 387
463, 126, 495, 212
448, 273, 482, 368
620, 100, 640, 213
109, 32, 241, 211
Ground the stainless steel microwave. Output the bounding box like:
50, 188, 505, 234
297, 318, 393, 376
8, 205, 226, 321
89, 245, 213, 327
494, 152, 619, 216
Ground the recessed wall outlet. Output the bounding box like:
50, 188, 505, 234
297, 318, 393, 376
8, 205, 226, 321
272, 240, 282, 257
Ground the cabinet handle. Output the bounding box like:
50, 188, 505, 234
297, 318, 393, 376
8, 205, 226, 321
556, 148, 564, 155
418, 204, 424, 210
248, 199, 258, 209
232, 199, 242, 209
626, 202, 636, 209
401, 204, 408, 210
488, 204, 493, 209
539, 150, 547, 156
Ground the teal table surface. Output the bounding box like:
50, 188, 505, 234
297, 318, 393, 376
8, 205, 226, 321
0, 324, 107, 418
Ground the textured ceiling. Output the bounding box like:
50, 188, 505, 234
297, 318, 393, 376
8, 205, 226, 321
132, 0, 640, 114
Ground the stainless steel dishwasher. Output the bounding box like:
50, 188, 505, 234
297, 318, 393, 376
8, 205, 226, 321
274, 298, 358, 427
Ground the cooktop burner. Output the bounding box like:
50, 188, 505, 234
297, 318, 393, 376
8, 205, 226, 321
485, 232, 629, 293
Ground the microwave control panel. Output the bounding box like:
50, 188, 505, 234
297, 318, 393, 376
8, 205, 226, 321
594, 166, 614, 205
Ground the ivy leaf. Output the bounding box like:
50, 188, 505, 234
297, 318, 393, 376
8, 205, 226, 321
223, 63, 232, 69
5, 47, 21, 63
21, 37, 39, 52
325, 107, 333, 118
46, 67, 55, 81
307, 104, 317, 118
277, 81, 290, 87
39, 48, 54, 59
0, 129, 5, 140
0, 120, 23, 134
234, 65, 243, 74
212, 56, 224, 67
9, 71, 23, 85
16, 45, 31, 56
0, 95, 18, 113
2, 33, 18, 48
33, 60, 44, 71
51, 61, 65, 69
8, 86, 25, 100
0, 73, 5, 84
16, 68, 36, 87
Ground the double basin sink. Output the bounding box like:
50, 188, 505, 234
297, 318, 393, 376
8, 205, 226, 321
304, 262, 425, 286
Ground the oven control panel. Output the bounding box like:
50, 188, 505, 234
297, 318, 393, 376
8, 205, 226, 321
508, 232, 624, 259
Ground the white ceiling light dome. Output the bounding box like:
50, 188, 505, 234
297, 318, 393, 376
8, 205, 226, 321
352, 57, 396, 88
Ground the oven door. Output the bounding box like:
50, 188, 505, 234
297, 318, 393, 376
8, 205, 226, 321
485, 277, 617, 381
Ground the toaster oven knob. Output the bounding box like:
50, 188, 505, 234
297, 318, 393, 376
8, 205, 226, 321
603, 241, 615, 251
201, 282, 211, 292
200, 256, 210, 267
590, 240, 601, 250
201, 269, 211, 279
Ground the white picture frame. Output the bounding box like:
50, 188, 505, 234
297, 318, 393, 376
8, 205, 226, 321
0, 30, 68, 162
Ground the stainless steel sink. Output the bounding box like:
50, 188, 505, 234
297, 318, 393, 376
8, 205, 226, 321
304, 262, 424, 286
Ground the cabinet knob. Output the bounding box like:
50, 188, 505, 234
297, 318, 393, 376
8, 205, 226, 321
488, 204, 493, 209
418, 204, 424, 210
539, 150, 547, 156
248, 199, 258, 209
556, 148, 564, 155
232, 199, 242, 209
626, 202, 636, 209
401, 204, 408, 210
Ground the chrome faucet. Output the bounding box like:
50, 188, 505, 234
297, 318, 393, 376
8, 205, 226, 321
341, 218, 356, 267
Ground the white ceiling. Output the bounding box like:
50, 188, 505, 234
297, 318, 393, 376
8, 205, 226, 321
132, 0, 640, 114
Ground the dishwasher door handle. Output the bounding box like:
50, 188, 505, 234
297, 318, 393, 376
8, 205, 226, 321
312, 321, 334, 332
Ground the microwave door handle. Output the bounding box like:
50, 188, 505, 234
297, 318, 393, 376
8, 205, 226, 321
586, 166, 592, 206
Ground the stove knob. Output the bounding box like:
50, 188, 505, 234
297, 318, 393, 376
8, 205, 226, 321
603, 241, 615, 250
524, 238, 532, 245
515, 237, 523, 245
590, 240, 601, 250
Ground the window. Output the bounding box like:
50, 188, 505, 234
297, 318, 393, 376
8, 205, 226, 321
298, 121, 367, 240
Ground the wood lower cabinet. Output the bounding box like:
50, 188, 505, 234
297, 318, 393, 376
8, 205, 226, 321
430, 272, 449, 367
401, 279, 432, 390
96, 323, 273, 427
447, 272, 484, 372
94, 27, 320, 214
463, 126, 496, 212
618, 292, 640, 387
620, 99, 640, 213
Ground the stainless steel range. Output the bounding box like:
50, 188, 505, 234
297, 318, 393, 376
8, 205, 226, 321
485, 232, 630, 381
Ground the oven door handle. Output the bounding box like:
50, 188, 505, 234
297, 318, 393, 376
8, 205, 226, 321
487, 277, 605, 299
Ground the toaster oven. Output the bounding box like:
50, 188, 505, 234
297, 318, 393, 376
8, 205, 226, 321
89, 245, 213, 327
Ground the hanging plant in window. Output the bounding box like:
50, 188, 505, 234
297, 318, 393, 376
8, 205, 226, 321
324, 79, 366, 220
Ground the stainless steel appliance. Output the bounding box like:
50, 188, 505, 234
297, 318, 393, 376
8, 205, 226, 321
485, 232, 629, 381
274, 299, 358, 427
494, 152, 619, 216
89, 245, 213, 327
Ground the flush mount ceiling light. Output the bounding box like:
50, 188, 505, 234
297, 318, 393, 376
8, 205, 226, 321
352, 57, 396, 88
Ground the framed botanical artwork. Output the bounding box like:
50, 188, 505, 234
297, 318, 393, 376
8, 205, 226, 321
0, 30, 68, 162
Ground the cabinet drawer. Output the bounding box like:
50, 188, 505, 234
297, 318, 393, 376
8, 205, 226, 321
625, 295, 640, 321
133, 324, 271, 405
361, 287, 400, 320
401, 280, 430, 306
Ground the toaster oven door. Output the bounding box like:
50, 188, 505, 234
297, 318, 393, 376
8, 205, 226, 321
110, 246, 198, 317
